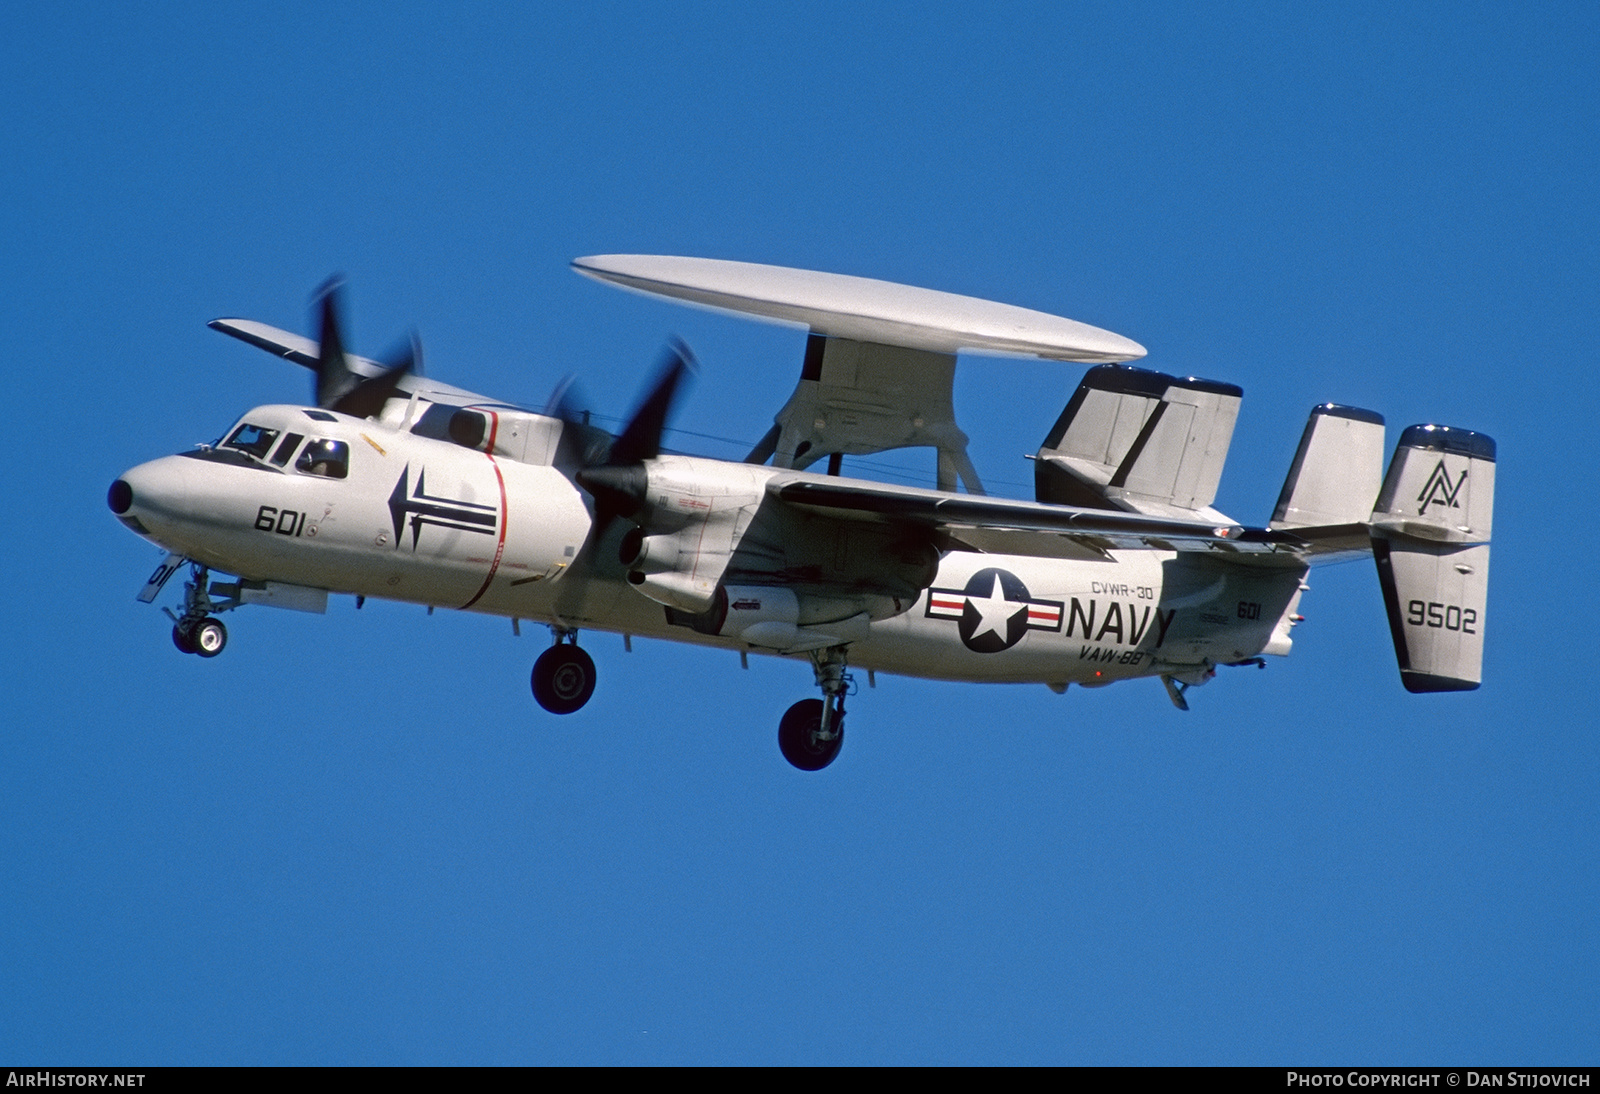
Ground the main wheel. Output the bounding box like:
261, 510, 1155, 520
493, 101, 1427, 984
778, 698, 844, 771
191, 618, 227, 658
532, 644, 596, 714
172, 622, 198, 654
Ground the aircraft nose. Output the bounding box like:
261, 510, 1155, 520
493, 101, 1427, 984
110, 455, 193, 531
107, 478, 133, 514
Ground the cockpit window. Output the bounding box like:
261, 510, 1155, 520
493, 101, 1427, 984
223, 423, 280, 459
269, 432, 305, 466
296, 438, 349, 479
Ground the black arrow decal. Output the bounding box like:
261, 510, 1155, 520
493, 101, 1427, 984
388, 465, 497, 550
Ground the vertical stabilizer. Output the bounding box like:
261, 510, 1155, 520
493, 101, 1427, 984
1035, 364, 1241, 520
1369, 425, 1495, 692
1271, 404, 1386, 528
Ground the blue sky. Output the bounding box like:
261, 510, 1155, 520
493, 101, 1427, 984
3, 0, 1595, 1064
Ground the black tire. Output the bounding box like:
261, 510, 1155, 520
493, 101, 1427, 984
531, 644, 596, 714
172, 623, 198, 655
192, 618, 227, 658
778, 698, 844, 771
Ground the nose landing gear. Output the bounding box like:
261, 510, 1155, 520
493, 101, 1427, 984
164, 563, 238, 658
172, 616, 228, 657
532, 627, 596, 714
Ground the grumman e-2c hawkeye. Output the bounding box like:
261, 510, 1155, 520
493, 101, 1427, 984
108, 256, 1495, 770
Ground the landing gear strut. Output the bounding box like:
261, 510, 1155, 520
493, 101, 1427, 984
165, 563, 236, 658
532, 627, 596, 714
778, 644, 851, 771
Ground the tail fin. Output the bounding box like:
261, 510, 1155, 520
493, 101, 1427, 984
1369, 425, 1496, 692
1035, 364, 1241, 520
1271, 404, 1386, 529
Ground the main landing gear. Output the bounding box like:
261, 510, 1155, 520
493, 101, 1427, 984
778, 644, 851, 771
166, 563, 237, 658
531, 627, 596, 714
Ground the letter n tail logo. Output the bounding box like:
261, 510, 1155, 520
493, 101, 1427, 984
1417, 459, 1467, 514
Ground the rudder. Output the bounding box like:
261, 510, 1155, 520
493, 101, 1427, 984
1369, 424, 1495, 692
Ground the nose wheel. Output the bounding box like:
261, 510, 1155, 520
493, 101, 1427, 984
172, 616, 228, 657
532, 629, 596, 714
165, 563, 237, 658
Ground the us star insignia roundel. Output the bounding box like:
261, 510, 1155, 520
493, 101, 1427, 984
924, 568, 1064, 653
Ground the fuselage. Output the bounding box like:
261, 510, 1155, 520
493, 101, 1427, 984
112, 402, 1306, 689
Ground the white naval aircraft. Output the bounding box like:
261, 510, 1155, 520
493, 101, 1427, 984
109, 256, 1495, 770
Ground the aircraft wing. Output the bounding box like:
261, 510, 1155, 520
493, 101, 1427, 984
208, 318, 497, 407
768, 474, 1311, 559
209, 318, 321, 367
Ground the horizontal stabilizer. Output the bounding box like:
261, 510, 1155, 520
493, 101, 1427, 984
1370, 424, 1496, 692
1035, 364, 1241, 520
1272, 404, 1385, 528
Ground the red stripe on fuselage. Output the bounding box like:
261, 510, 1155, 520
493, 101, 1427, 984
460, 410, 508, 610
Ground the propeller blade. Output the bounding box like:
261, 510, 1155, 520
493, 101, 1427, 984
329, 330, 422, 418
309, 277, 419, 419
574, 463, 648, 521
583, 338, 695, 537
546, 375, 608, 474
380, 329, 424, 379
543, 373, 583, 420
607, 338, 694, 466
311, 275, 351, 409
556, 338, 697, 616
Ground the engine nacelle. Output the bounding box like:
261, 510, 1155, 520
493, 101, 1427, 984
619, 526, 725, 611
597, 456, 771, 613
618, 527, 679, 574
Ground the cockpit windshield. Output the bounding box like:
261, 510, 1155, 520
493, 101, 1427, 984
202, 413, 352, 478
223, 422, 279, 459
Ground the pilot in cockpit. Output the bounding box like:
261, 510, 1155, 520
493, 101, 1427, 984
296, 438, 349, 479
